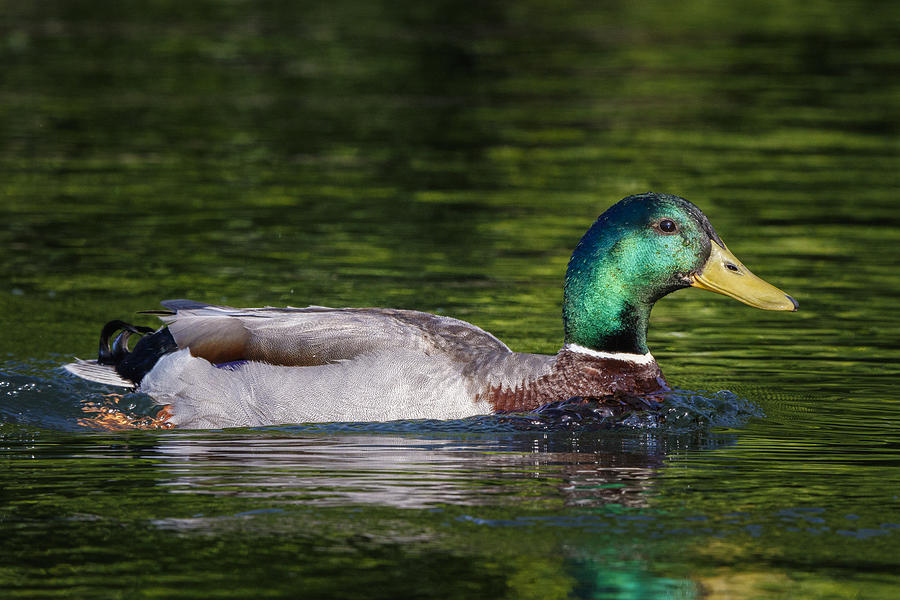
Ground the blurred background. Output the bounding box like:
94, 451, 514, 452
2, 0, 897, 362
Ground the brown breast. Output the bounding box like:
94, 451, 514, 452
481, 349, 668, 413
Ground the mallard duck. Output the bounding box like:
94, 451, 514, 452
64, 193, 796, 428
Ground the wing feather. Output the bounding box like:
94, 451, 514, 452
157, 300, 510, 367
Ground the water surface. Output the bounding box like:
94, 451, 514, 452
2, 1, 899, 598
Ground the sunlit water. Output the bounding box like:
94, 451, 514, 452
2, 1, 900, 598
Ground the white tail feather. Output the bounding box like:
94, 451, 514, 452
64, 359, 133, 388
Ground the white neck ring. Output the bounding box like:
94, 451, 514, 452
563, 343, 656, 365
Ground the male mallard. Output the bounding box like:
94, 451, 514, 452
65, 193, 796, 428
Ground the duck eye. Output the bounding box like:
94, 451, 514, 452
657, 219, 678, 234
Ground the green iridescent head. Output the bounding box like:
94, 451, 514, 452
563, 193, 796, 354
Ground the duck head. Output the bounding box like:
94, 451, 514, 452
563, 192, 796, 355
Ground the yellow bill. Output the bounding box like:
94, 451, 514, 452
690, 242, 797, 311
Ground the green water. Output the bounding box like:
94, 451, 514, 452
2, 0, 899, 597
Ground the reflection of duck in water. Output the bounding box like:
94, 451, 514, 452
65, 193, 796, 428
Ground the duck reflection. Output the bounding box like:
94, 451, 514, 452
143, 427, 732, 510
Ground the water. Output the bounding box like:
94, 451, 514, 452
2, 1, 900, 597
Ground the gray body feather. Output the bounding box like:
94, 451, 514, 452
71, 301, 557, 428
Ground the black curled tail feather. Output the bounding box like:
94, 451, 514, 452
97, 320, 178, 386
98, 320, 154, 366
